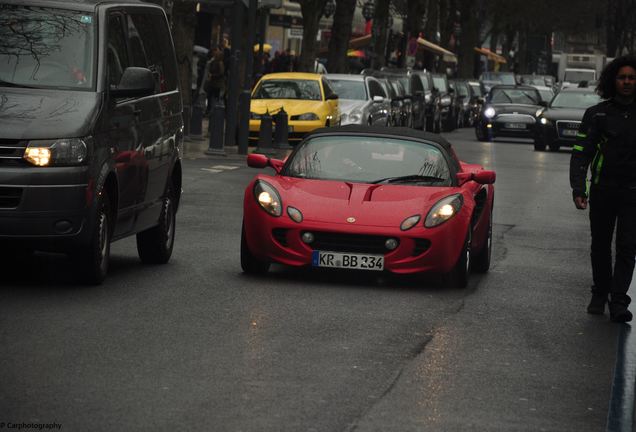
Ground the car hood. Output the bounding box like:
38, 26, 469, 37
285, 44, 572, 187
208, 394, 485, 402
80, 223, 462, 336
250, 99, 328, 115
489, 104, 538, 116
542, 107, 586, 121
273, 176, 459, 227
338, 99, 368, 114
0, 87, 100, 139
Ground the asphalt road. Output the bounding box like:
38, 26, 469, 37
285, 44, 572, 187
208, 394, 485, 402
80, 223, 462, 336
0, 128, 629, 431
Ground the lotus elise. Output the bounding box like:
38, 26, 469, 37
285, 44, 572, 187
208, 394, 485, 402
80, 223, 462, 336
241, 126, 495, 287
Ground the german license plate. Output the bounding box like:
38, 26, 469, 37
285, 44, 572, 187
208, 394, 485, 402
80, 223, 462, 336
561, 128, 577, 136
504, 122, 526, 129
312, 250, 384, 271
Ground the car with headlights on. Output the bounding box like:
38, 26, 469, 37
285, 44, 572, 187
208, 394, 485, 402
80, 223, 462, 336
534, 87, 601, 151
325, 74, 390, 126
241, 126, 496, 288
0, 0, 183, 284
475, 85, 544, 142
249, 72, 340, 144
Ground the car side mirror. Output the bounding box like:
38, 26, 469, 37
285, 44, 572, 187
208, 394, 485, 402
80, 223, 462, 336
457, 170, 496, 185
110, 67, 155, 98
247, 153, 284, 173
372, 95, 384, 103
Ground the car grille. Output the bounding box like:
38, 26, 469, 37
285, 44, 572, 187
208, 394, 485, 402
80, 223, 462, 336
306, 231, 397, 254
0, 139, 27, 167
556, 120, 581, 139
0, 187, 23, 208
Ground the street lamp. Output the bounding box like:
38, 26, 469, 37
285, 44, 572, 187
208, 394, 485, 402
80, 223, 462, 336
362, 0, 375, 22
323, 0, 335, 18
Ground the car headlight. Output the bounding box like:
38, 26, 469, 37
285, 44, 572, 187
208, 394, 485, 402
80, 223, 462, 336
425, 194, 463, 228
535, 108, 545, 117
24, 138, 88, 167
540, 117, 551, 125
483, 107, 496, 118
254, 180, 282, 217
296, 112, 319, 121
440, 96, 451, 106
347, 109, 363, 124
400, 215, 421, 231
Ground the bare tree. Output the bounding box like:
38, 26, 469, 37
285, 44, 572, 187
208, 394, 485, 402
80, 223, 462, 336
295, 0, 329, 71
326, 0, 357, 73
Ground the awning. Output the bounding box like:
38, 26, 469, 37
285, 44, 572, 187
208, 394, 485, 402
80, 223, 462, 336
416, 37, 457, 63
349, 34, 371, 50
474, 47, 507, 64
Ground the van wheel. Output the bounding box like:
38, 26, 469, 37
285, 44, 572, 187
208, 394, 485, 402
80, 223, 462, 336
76, 191, 111, 284
137, 181, 176, 264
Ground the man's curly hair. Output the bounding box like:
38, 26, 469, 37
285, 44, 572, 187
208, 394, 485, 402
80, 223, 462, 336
596, 55, 636, 99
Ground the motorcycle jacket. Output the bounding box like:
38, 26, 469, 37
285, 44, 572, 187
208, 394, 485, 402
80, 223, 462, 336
570, 99, 636, 198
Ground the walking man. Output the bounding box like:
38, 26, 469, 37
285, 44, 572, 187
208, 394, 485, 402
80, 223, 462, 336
570, 55, 636, 323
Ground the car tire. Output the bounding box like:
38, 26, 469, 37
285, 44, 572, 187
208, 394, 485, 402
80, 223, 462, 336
76, 190, 111, 285
443, 229, 471, 288
472, 211, 492, 273
533, 138, 547, 151
443, 114, 454, 132
241, 223, 270, 274
475, 125, 488, 142
549, 143, 560, 152
137, 181, 176, 264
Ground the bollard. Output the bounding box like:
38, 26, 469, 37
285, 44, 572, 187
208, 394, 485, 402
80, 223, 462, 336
255, 111, 277, 155
273, 108, 291, 150
206, 98, 226, 156
189, 93, 206, 138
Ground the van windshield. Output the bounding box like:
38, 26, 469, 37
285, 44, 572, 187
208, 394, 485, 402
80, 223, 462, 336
0, 4, 95, 90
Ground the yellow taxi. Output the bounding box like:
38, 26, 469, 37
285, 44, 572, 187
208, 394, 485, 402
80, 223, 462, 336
249, 72, 340, 144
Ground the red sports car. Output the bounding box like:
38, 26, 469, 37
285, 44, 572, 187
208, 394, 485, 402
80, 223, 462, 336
241, 126, 495, 287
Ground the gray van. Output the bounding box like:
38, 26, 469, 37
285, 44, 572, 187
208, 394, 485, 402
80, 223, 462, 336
0, 0, 183, 283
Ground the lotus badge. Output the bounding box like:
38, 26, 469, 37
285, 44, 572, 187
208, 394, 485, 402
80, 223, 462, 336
346, 217, 356, 223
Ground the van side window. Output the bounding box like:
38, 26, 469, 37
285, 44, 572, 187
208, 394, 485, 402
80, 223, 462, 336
127, 12, 178, 93
107, 13, 129, 87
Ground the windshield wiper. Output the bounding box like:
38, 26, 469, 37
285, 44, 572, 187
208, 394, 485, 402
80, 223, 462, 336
371, 174, 446, 184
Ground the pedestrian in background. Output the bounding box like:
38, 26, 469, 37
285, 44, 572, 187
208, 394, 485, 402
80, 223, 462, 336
570, 55, 636, 323
203, 45, 225, 115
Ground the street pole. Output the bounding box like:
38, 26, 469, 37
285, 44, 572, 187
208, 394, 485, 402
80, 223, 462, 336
238, 0, 257, 155
224, 0, 245, 149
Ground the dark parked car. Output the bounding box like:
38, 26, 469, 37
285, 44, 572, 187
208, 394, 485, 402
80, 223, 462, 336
375, 77, 402, 126
431, 73, 460, 132
534, 87, 601, 151
378, 68, 427, 130
0, 0, 183, 283
449, 79, 473, 128
475, 85, 544, 141
467, 80, 485, 127
412, 70, 442, 133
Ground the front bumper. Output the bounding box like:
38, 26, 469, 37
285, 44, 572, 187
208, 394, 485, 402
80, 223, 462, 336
243, 201, 467, 275
482, 114, 536, 138
536, 120, 580, 147
0, 165, 91, 248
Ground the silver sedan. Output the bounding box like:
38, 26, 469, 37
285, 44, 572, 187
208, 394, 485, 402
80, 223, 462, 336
325, 74, 391, 126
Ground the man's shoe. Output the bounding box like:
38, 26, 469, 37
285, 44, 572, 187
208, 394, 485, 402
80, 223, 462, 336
587, 294, 607, 315
609, 303, 633, 323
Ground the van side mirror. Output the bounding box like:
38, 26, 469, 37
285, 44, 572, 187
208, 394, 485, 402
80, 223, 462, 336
110, 67, 155, 98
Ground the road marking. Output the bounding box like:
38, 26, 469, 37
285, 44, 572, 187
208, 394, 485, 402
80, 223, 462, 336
606, 324, 636, 432
200, 168, 223, 173
211, 165, 239, 170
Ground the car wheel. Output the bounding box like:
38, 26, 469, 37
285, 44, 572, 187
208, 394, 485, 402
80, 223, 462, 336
241, 223, 270, 274
76, 190, 111, 284
137, 181, 176, 264
549, 143, 560, 152
443, 114, 454, 132
534, 139, 546, 151
472, 211, 492, 273
443, 229, 471, 288
475, 125, 488, 142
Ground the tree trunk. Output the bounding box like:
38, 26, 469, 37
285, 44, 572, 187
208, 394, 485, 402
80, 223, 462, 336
298, 0, 328, 71
327, 0, 356, 73
457, 0, 477, 78
423, 0, 438, 70
372, 0, 391, 69
170, 1, 197, 112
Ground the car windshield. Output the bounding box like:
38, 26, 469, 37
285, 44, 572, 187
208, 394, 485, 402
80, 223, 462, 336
538, 89, 554, 102
0, 4, 95, 90
550, 91, 601, 109
328, 79, 367, 100
282, 136, 452, 185
564, 70, 596, 83
490, 88, 540, 105
432, 76, 448, 92
482, 72, 516, 85
253, 79, 322, 100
